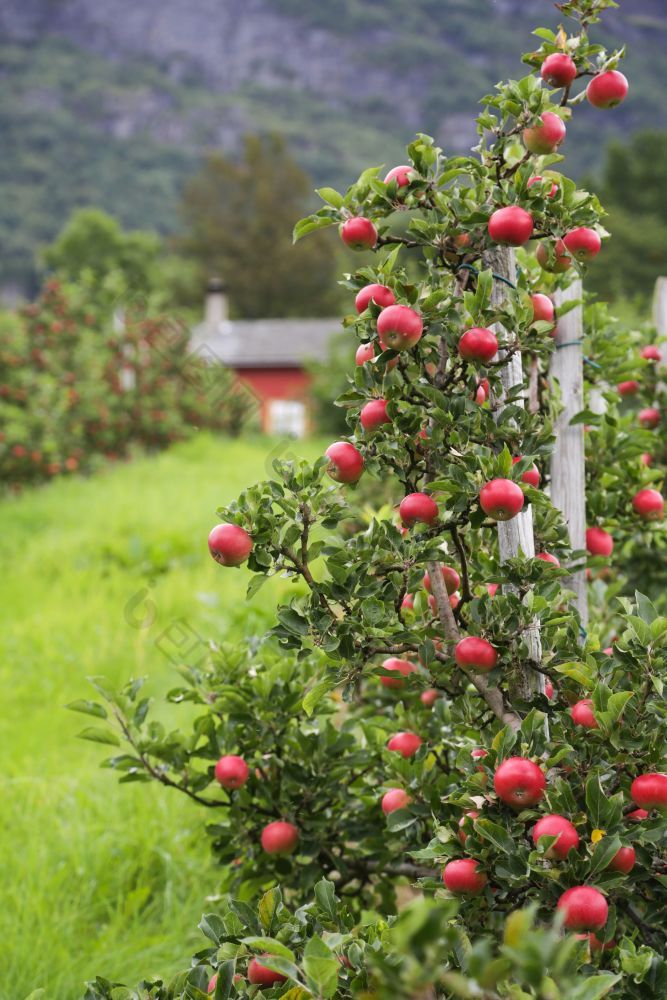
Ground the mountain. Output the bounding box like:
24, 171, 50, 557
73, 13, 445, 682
1, 0, 665, 293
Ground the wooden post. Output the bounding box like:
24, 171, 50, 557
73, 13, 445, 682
487, 247, 543, 701
550, 279, 588, 627
653, 276, 667, 335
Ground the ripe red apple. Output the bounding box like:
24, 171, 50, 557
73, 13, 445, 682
381, 788, 412, 814
455, 636, 498, 673
638, 407, 660, 429
571, 698, 598, 729
377, 304, 423, 351
387, 731, 423, 758
582, 932, 616, 952
632, 488, 664, 520
537, 239, 572, 272
424, 564, 460, 595
617, 380, 639, 397
355, 283, 396, 313
631, 773, 667, 810
586, 70, 628, 109
541, 53, 577, 88
641, 453, 653, 466
208, 973, 218, 993
355, 342, 376, 365
380, 656, 416, 689
557, 886, 608, 931
627, 808, 649, 822
512, 456, 540, 488
454, 232, 471, 249
608, 845, 636, 874
537, 552, 560, 566
360, 398, 391, 431
641, 345, 662, 362
260, 820, 299, 855
563, 227, 601, 262
544, 679, 554, 700
494, 757, 546, 808
214, 755, 249, 789
325, 441, 364, 483
486, 583, 499, 598
479, 478, 525, 521
208, 523, 253, 567
471, 748, 488, 761
384, 164, 415, 187
399, 492, 439, 527
401, 593, 414, 612
458, 326, 498, 362
340, 217, 377, 250
532, 814, 579, 859
248, 957, 287, 987
523, 111, 566, 154
442, 858, 487, 895
458, 810, 480, 845
488, 206, 534, 246
586, 527, 613, 557
420, 687, 440, 707
527, 176, 558, 199
530, 293, 556, 330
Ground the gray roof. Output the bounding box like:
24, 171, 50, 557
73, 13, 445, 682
191, 318, 342, 367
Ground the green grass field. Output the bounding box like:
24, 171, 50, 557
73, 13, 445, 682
0, 433, 321, 1000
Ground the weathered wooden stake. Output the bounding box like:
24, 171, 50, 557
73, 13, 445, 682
653, 276, 667, 335
550, 279, 588, 627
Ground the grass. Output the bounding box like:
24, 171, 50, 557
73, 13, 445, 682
0, 432, 322, 1000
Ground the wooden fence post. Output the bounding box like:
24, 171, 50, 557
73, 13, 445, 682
653, 276, 667, 335
487, 247, 543, 701
550, 279, 588, 628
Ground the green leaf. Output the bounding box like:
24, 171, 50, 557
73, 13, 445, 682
585, 774, 606, 828
293, 214, 337, 243
474, 818, 515, 855
553, 660, 595, 688
279, 988, 312, 1000
242, 937, 295, 961
302, 676, 335, 717
635, 591, 657, 624
66, 699, 107, 719
314, 878, 338, 923
316, 187, 344, 209
589, 835, 622, 875
199, 912, 227, 946
77, 726, 120, 746
303, 935, 340, 999
247, 574, 269, 600
569, 974, 622, 1000
605, 691, 634, 724
258, 886, 282, 934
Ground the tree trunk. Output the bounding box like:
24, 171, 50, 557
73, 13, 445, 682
550, 279, 588, 628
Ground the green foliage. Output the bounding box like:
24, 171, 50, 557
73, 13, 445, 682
178, 135, 343, 319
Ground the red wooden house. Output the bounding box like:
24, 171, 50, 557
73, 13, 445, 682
191, 279, 340, 436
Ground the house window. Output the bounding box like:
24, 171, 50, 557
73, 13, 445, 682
267, 399, 307, 438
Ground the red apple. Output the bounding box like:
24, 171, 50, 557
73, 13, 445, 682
248, 957, 287, 987
424, 564, 460, 595
458, 810, 481, 845
608, 846, 636, 874
381, 788, 412, 814
458, 326, 498, 362
401, 593, 415, 612
380, 656, 416, 689
587, 70, 628, 109
638, 407, 660, 429
494, 757, 546, 808
557, 886, 608, 931
532, 814, 579, 859
261, 820, 299, 855
355, 342, 376, 365
571, 698, 598, 729
586, 527, 613, 557
399, 492, 439, 526
527, 176, 558, 198
563, 227, 601, 262
641, 453, 653, 466
530, 293, 556, 329
479, 478, 525, 521
454, 636, 498, 673
641, 345, 661, 361
387, 731, 423, 758
340, 217, 377, 250
355, 283, 396, 313
420, 687, 440, 707
627, 808, 649, 822
617, 380, 639, 397
214, 755, 249, 789
512, 456, 540, 488
488, 206, 534, 246
541, 53, 577, 88
581, 932, 616, 952
471, 748, 488, 761
544, 679, 554, 700
384, 164, 415, 187
377, 304, 423, 351
632, 488, 664, 520
486, 583, 499, 598
454, 232, 471, 249
208, 974, 218, 993
442, 858, 487, 895
537, 552, 560, 566
523, 111, 566, 154
208, 524, 253, 567
631, 773, 667, 810
360, 398, 391, 431
537, 239, 572, 272
325, 441, 364, 483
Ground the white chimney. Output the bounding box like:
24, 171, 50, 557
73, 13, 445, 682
205, 277, 229, 334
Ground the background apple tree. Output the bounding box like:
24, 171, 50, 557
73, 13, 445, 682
74, 1, 667, 996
